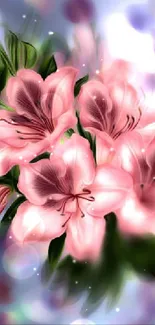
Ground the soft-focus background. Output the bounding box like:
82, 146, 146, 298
1, 0, 155, 324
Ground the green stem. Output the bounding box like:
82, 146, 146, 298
1, 195, 26, 224
0, 100, 14, 111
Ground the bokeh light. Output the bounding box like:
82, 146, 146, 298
126, 3, 154, 32
2, 244, 40, 280
21, 300, 56, 324
104, 13, 155, 73
70, 319, 95, 325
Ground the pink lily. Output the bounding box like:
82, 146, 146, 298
77, 65, 142, 163
56, 24, 108, 78
0, 184, 11, 214
10, 134, 132, 262
98, 59, 136, 83
0, 67, 78, 176
115, 124, 155, 234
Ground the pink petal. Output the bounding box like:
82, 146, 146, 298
0, 110, 25, 147
6, 69, 43, 118
87, 165, 133, 217
117, 193, 155, 235
47, 110, 77, 145
0, 138, 50, 176
115, 132, 150, 184
77, 79, 112, 131
109, 81, 139, 112
0, 185, 10, 213
72, 24, 96, 72
52, 133, 96, 193
100, 59, 132, 85
16, 69, 43, 84
107, 82, 141, 137
65, 212, 105, 262
54, 52, 66, 68
18, 157, 66, 205
10, 201, 67, 243
86, 127, 115, 165
137, 123, 155, 148
42, 66, 78, 120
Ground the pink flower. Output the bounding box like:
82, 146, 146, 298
0, 67, 78, 176
70, 24, 96, 75
115, 125, 155, 234
10, 134, 132, 262
0, 185, 11, 214
99, 59, 134, 85
65, 24, 107, 78
77, 67, 142, 163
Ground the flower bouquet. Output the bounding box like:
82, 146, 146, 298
0, 26, 155, 315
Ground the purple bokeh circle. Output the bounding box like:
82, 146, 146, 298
63, 0, 95, 23
126, 4, 154, 32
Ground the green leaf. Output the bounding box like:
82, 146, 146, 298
21, 41, 37, 68
11, 165, 20, 180
92, 136, 96, 163
0, 166, 21, 193
0, 63, 8, 92
53, 255, 91, 298
41, 233, 66, 283
82, 213, 126, 315
5, 30, 19, 71
76, 112, 96, 163
1, 195, 26, 224
0, 44, 15, 75
0, 222, 10, 239
30, 152, 50, 163
5, 30, 37, 70
0, 169, 15, 188
38, 34, 70, 62
0, 100, 14, 111
65, 128, 75, 137
38, 55, 57, 79
126, 235, 155, 278
37, 34, 70, 76
48, 233, 66, 270
74, 75, 89, 97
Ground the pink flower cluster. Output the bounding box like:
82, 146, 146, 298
0, 61, 154, 262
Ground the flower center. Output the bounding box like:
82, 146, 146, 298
57, 188, 95, 227
111, 108, 142, 140
0, 110, 54, 143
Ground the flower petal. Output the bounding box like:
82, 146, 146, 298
18, 157, 67, 205
0, 137, 50, 176
72, 24, 96, 72
52, 134, 96, 193
87, 165, 133, 216
42, 66, 78, 120
0, 110, 25, 147
77, 79, 112, 131
0, 185, 10, 213
86, 127, 115, 165
65, 213, 105, 262
117, 192, 155, 235
6, 69, 43, 119
10, 201, 67, 243
115, 132, 150, 184
109, 80, 140, 113
47, 110, 77, 145
100, 59, 132, 85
